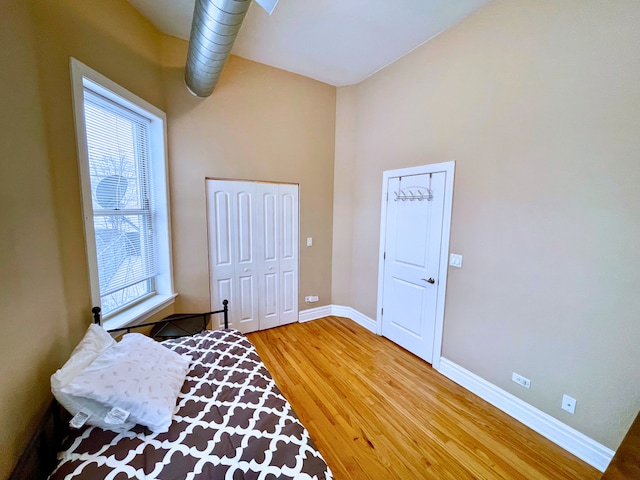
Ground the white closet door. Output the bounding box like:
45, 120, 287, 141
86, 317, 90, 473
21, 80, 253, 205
233, 183, 259, 332
256, 184, 280, 330
206, 185, 234, 328
207, 180, 259, 332
207, 180, 298, 333
278, 184, 298, 326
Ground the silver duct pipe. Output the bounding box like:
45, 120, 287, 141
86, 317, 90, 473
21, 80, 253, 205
185, 0, 252, 97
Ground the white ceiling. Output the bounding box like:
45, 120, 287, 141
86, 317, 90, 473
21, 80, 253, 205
128, 0, 491, 86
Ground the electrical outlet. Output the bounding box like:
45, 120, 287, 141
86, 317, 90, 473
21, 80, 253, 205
562, 395, 576, 414
512, 372, 531, 389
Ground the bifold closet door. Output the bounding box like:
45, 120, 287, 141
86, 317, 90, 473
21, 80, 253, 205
206, 181, 259, 332
206, 180, 298, 333
256, 183, 299, 329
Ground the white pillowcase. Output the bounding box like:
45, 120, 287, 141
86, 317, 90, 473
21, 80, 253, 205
51, 324, 137, 432
61, 332, 190, 433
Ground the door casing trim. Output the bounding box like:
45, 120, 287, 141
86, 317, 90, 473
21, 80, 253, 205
376, 161, 455, 370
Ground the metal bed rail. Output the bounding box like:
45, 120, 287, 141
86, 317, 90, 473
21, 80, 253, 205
91, 299, 229, 334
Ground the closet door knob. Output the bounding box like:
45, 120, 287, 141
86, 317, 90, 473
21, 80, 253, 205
243, 268, 248, 272
268, 266, 273, 270
422, 277, 435, 284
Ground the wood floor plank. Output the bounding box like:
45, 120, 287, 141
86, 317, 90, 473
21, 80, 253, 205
248, 317, 601, 480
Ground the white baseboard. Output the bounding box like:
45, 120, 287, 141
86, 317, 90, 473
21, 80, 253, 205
298, 304, 377, 332
298, 305, 333, 323
331, 305, 377, 332
438, 358, 614, 472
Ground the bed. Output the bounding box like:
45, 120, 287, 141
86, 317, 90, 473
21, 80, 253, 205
10, 303, 332, 480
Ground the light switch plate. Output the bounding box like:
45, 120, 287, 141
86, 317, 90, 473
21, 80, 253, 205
449, 253, 463, 268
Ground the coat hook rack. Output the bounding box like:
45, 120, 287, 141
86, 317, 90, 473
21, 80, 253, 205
394, 175, 433, 202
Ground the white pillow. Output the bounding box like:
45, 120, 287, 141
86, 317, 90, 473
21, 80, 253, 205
51, 324, 137, 432
61, 332, 190, 433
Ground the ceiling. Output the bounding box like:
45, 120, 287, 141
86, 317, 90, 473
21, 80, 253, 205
128, 0, 491, 86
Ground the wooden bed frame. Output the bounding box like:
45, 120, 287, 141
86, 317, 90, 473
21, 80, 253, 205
9, 300, 229, 480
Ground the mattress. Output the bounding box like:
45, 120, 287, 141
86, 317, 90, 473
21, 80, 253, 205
49, 329, 332, 480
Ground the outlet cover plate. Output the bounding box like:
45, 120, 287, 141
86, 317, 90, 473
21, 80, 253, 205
512, 372, 531, 389
562, 394, 576, 414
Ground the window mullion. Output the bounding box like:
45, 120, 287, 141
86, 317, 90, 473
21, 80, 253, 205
94, 209, 149, 216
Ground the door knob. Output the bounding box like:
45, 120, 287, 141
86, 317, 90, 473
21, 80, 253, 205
268, 266, 273, 270
422, 278, 435, 284
243, 268, 248, 272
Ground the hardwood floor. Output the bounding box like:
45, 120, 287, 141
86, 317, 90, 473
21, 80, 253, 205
247, 316, 601, 480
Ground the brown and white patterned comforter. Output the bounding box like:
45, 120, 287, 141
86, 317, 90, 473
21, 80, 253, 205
49, 329, 332, 480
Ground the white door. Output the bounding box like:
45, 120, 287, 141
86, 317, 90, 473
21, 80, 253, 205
278, 184, 299, 326
255, 184, 279, 330
207, 181, 259, 332
207, 180, 298, 333
255, 183, 299, 329
380, 172, 446, 363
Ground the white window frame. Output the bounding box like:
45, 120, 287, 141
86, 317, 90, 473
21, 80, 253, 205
70, 58, 176, 330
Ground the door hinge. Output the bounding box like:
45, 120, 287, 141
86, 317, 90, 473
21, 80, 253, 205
381, 307, 384, 316
383, 252, 386, 260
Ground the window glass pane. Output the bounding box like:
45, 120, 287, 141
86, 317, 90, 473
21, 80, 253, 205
94, 213, 155, 295
84, 94, 149, 212
84, 89, 155, 315
101, 279, 152, 315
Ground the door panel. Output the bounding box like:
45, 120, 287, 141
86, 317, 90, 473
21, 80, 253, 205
381, 172, 446, 363
237, 192, 253, 264
264, 273, 278, 315
395, 202, 430, 267
213, 192, 232, 267
279, 184, 298, 325
257, 184, 280, 330
238, 275, 255, 321
232, 185, 258, 332
281, 269, 295, 314
207, 181, 259, 333
207, 187, 235, 329
281, 191, 295, 261
262, 192, 277, 261
389, 278, 425, 336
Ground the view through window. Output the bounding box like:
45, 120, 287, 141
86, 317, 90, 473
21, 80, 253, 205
83, 90, 156, 315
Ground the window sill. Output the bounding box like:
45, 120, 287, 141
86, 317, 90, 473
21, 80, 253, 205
102, 293, 178, 331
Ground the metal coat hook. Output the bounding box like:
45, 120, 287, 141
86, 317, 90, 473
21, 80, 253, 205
394, 175, 433, 202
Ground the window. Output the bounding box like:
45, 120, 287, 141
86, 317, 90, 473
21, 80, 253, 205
71, 59, 175, 328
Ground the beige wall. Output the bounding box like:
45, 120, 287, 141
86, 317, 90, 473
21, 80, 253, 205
332, 0, 640, 449
0, 2, 68, 476
161, 37, 336, 313
29, 0, 171, 345
1, 1, 174, 476
331, 86, 357, 305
